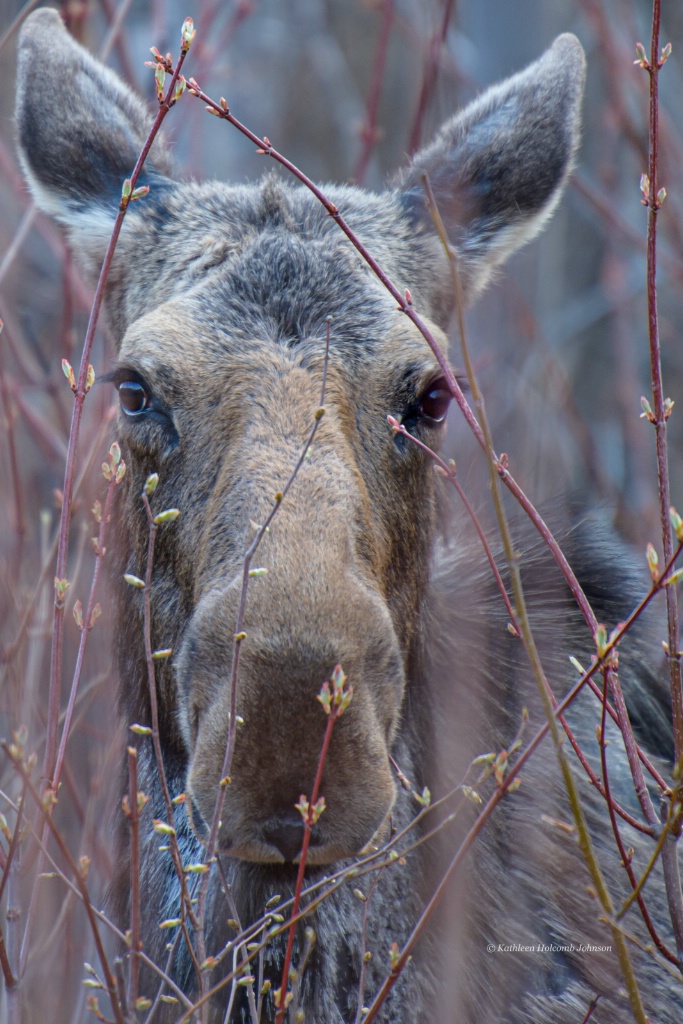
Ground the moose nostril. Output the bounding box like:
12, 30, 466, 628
262, 811, 321, 863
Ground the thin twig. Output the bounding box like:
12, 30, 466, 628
0, 927, 15, 989
354, 0, 394, 185
42, 17, 195, 792
2, 781, 25, 1023
3, 743, 126, 1024
598, 663, 677, 964
21, 12, 194, 961
127, 745, 142, 1007
21, 16, 197, 1003
407, 0, 456, 154
643, 3, 682, 760
52, 448, 123, 790
640, 0, 683, 960
215, 857, 259, 1024
140, 484, 204, 993
579, 995, 601, 1024
274, 668, 350, 1023
353, 865, 387, 1024
617, 802, 682, 922
0, 785, 194, 1011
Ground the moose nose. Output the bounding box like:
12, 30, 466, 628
262, 811, 320, 863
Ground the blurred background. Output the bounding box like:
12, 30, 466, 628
0, 0, 682, 1018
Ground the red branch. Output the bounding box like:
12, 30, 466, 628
407, 0, 456, 154
643, 2, 683, 761
42, 22, 194, 792
274, 705, 339, 1024
354, 0, 395, 185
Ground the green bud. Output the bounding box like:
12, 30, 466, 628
413, 786, 431, 807
595, 624, 609, 659
152, 648, 173, 660
153, 508, 180, 525
144, 473, 160, 496
152, 820, 175, 836
181, 17, 196, 50
130, 724, 152, 736
634, 42, 649, 68
670, 507, 683, 543
61, 358, 76, 391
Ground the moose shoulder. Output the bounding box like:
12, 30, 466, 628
16, 10, 681, 1023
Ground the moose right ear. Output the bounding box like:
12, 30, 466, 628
16, 9, 174, 248
395, 34, 586, 304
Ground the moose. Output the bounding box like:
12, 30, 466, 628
16, 9, 682, 1023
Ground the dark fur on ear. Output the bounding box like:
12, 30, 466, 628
395, 34, 586, 300
16, 8, 174, 220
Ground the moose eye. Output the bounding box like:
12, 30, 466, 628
118, 380, 150, 416
418, 379, 451, 424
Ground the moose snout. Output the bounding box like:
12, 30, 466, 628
261, 810, 320, 864
175, 571, 406, 865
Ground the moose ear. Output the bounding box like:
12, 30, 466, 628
15, 9, 174, 247
395, 34, 586, 301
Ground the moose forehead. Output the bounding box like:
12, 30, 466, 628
116, 178, 445, 393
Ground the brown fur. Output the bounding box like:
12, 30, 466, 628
16, 11, 682, 1022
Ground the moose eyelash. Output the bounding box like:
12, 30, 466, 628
101, 367, 152, 390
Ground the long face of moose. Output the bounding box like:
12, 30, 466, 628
16, 11, 585, 867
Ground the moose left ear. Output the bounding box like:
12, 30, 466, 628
15, 9, 175, 237
395, 34, 586, 301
